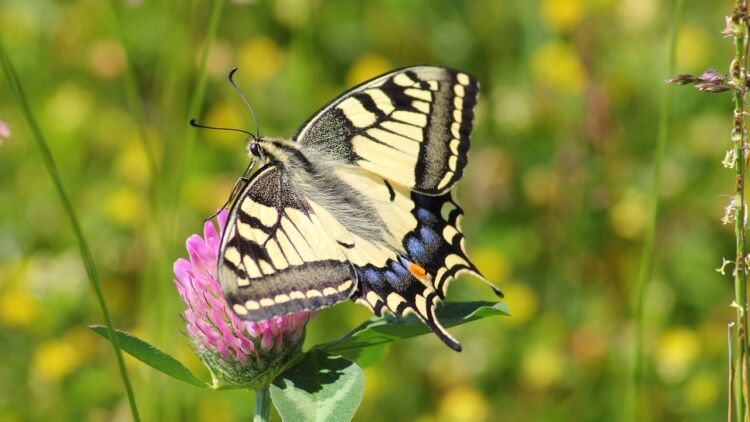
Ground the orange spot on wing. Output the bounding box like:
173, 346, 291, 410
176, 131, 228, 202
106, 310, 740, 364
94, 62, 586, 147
408, 262, 427, 278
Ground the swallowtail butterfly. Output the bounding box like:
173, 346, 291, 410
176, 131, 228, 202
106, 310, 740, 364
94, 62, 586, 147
209, 66, 501, 351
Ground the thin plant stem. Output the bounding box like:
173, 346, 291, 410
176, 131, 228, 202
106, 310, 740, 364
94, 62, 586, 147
254, 387, 271, 422
107, 0, 159, 186
168, 0, 225, 219
623, 1, 684, 421
730, 322, 736, 422
0, 40, 141, 422
729, 1, 750, 420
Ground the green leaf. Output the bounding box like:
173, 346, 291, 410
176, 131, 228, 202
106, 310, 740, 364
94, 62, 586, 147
270, 350, 364, 422
319, 301, 508, 356
89, 325, 209, 389
338, 343, 390, 368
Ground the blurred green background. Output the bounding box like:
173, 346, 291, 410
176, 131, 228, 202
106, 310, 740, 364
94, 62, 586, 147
0, 0, 739, 420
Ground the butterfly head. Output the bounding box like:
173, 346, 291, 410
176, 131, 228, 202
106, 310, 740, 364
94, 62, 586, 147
247, 137, 266, 162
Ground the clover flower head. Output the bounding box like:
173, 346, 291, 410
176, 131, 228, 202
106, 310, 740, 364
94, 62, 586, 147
173, 210, 311, 388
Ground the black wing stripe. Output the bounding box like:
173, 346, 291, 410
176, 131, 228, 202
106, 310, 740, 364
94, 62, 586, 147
219, 165, 358, 321
293, 66, 479, 195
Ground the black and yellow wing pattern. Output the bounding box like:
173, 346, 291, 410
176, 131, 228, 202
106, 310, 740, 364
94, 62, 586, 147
293, 65, 477, 194
219, 164, 358, 320
217, 66, 498, 351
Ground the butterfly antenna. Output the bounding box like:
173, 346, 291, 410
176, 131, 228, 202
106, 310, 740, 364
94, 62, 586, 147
189, 118, 256, 138
227, 67, 261, 140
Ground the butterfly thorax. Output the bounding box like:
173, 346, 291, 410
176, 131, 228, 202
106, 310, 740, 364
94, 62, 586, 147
254, 137, 397, 248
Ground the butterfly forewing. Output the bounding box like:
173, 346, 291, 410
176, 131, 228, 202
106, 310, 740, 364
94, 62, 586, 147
219, 165, 358, 320
293, 66, 478, 195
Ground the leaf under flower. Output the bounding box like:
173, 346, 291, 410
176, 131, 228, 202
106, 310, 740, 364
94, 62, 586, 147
317, 301, 509, 358
89, 325, 211, 389
89, 300, 507, 390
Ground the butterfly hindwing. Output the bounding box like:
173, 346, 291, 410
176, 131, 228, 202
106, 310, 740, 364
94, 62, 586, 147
293, 66, 478, 195
347, 185, 492, 351
219, 164, 358, 321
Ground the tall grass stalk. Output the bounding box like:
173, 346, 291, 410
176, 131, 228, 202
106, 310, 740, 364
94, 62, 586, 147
107, 0, 159, 187
0, 40, 141, 422
623, 1, 684, 421
169, 0, 226, 222
728, 1, 750, 419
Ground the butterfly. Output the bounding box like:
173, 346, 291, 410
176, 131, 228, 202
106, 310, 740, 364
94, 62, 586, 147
207, 66, 501, 351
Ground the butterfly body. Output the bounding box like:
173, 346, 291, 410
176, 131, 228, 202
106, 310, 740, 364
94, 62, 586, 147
217, 66, 500, 351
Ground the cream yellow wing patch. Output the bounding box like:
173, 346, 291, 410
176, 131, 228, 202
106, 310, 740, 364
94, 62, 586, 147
293, 66, 479, 195
219, 165, 357, 321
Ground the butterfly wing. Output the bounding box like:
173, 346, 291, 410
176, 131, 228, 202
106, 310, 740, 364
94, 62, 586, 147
331, 167, 499, 351
220, 66, 494, 351
292, 66, 478, 195
219, 164, 358, 320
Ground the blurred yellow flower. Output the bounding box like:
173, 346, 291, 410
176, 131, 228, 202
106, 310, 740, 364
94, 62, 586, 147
502, 282, 537, 325
531, 41, 584, 95
609, 189, 648, 239
87, 39, 126, 80
541, 0, 583, 33
43, 83, 93, 136
685, 371, 719, 411
347, 54, 392, 87
104, 186, 148, 226
471, 247, 510, 284
31, 328, 93, 383
114, 141, 152, 186
274, 0, 310, 28
0, 288, 39, 327
203, 102, 246, 148
618, 0, 657, 32
522, 166, 560, 207
237, 37, 283, 84
676, 26, 709, 71
437, 385, 489, 422
655, 327, 701, 384
32, 340, 80, 382
521, 342, 565, 389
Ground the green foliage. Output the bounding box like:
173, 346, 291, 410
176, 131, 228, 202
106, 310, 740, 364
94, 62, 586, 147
89, 326, 209, 389
318, 302, 508, 357
0, 0, 737, 420
271, 350, 364, 422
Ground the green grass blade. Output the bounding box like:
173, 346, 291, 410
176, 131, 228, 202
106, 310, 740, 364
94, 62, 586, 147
0, 40, 141, 422
169, 0, 226, 214
90, 326, 210, 389
107, 0, 159, 187
623, 1, 685, 421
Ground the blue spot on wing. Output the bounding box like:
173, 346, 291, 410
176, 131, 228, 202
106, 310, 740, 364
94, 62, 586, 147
420, 226, 437, 244
384, 270, 405, 289
417, 208, 437, 224
406, 235, 427, 261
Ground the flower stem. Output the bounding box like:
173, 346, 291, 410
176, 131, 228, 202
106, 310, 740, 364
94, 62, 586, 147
730, 2, 750, 420
623, 1, 684, 421
0, 40, 140, 421
254, 387, 271, 422
168, 0, 225, 214
106, 0, 158, 188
